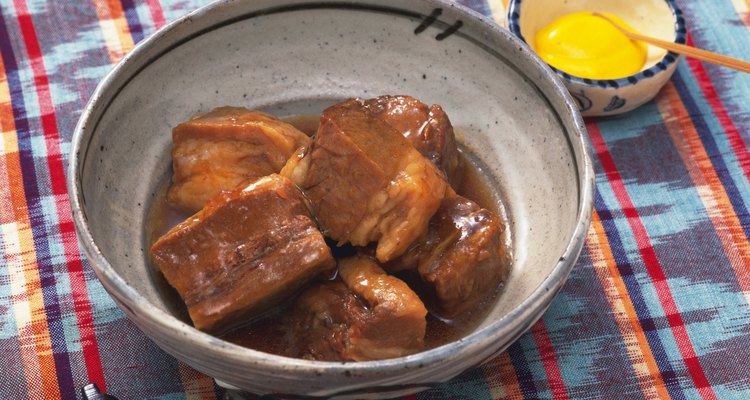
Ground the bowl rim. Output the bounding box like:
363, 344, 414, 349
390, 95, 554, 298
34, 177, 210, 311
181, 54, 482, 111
507, 0, 687, 89
67, 0, 595, 383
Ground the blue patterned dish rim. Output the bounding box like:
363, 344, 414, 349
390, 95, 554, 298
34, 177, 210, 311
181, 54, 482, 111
507, 0, 686, 89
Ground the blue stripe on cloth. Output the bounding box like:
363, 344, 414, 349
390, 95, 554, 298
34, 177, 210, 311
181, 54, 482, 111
456, 0, 492, 18
159, 0, 213, 24
133, 0, 161, 37
680, 0, 750, 97
593, 188, 687, 400
671, 67, 750, 242
594, 100, 717, 237
0, 5, 76, 398
542, 246, 645, 398
418, 368, 493, 399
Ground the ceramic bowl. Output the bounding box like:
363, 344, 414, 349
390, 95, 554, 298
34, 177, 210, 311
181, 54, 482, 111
68, 0, 594, 398
508, 0, 686, 116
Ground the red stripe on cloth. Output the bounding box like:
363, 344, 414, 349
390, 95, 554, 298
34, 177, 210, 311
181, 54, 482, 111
685, 35, 750, 179
145, 0, 166, 29
658, 82, 750, 295
587, 121, 717, 399
531, 321, 569, 400
13, 0, 107, 392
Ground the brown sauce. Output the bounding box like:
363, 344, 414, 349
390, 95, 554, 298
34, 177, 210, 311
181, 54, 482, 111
146, 116, 511, 357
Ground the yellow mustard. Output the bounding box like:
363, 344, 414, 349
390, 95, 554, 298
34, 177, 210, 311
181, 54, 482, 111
534, 12, 647, 80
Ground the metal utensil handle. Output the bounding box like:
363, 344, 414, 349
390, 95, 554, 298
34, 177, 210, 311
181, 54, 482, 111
81, 383, 119, 400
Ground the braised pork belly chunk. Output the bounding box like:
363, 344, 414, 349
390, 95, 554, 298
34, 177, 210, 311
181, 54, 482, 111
167, 107, 310, 212
150, 174, 335, 332
358, 95, 461, 184
385, 188, 507, 318
288, 100, 447, 262
149, 96, 510, 359
287, 256, 427, 361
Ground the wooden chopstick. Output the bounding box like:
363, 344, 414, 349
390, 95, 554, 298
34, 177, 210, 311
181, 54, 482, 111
592, 12, 750, 74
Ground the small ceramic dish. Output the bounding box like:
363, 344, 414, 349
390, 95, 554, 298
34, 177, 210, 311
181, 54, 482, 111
68, 0, 594, 398
508, 0, 686, 116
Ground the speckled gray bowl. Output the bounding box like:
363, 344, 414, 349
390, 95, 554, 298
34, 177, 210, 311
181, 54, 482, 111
68, 0, 594, 398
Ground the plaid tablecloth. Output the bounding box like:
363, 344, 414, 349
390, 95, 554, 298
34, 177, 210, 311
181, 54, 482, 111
1, 0, 750, 399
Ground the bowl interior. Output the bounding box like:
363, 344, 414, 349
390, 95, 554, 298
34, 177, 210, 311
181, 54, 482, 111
517, 0, 676, 71
73, 0, 587, 392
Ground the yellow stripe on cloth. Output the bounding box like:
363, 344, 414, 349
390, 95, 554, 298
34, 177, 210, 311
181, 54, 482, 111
587, 213, 670, 400
482, 351, 524, 399
731, 0, 749, 15
92, 0, 137, 63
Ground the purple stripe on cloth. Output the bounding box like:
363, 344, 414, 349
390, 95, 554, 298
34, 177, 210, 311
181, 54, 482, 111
0, 5, 76, 398
507, 340, 542, 397
594, 189, 687, 400
120, 0, 146, 44
0, 338, 26, 398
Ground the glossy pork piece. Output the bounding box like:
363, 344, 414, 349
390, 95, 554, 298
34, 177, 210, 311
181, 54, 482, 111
297, 100, 447, 262
358, 95, 460, 184
150, 174, 335, 332
386, 188, 507, 318
167, 107, 310, 212
287, 256, 427, 361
